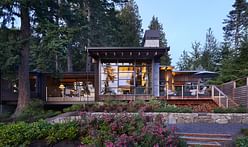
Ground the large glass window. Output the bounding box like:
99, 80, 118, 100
100, 60, 152, 95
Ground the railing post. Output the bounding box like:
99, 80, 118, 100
46, 86, 48, 102
226, 97, 229, 108
166, 87, 169, 100
181, 85, 184, 99
219, 92, 221, 106
196, 85, 199, 99
211, 85, 214, 99
246, 77, 248, 86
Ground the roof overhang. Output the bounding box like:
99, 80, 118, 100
87, 47, 169, 59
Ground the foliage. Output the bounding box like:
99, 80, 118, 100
63, 104, 82, 113
0, 112, 11, 120
223, 0, 248, 48
201, 28, 220, 71
241, 128, 248, 136
79, 112, 182, 146
236, 136, 248, 147
214, 0, 248, 83
177, 50, 193, 70
148, 16, 171, 65
61, 99, 193, 113
117, 0, 143, 47
0, 120, 79, 146
154, 104, 192, 113
16, 99, 61, 122
213, 107, 247, 113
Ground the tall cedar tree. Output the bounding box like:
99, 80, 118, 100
0, 0, 60, 116
1, 1, 31, 116
148, 16, 171, 65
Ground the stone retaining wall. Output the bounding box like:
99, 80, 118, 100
47, 112, 248, 124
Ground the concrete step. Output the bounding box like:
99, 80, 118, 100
176, 132, 232, 147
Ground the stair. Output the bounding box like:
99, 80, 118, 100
176, 132, 233, 147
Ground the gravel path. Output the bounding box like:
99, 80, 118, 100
169, 123, 248, 135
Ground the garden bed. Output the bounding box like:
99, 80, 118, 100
0, 113, 186, 147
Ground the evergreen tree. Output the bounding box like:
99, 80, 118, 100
223, 0, 248, 48
176, 50, 192, 70
190, 41, 202, 70
148, 16, 171, 65
1, 0, 35, 116
201, 28, 220, 71
117, 0, 142, 46
0, 0, 66, 116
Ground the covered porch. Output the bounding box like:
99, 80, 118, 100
45, 72, 96, 103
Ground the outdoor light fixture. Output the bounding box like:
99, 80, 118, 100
59, 84, 65, 89
59, 84, 65, 97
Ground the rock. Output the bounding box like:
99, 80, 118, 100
216, 118, 228, 124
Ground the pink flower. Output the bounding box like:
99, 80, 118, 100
105, 141, 114, 147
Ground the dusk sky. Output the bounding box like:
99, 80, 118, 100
136, 0, 234, 66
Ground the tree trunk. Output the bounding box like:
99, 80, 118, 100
12, 3, 31, 117
67, 47, 73, 72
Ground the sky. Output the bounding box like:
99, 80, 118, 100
135, 0, 234, 66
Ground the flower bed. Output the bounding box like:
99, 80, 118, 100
0, 113, 186, 147
79, 112, 185, 146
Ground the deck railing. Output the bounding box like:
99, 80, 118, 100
163, 85, 211, 100
45, 86, 95, 102
163, 85, 230, 108
211, 85, 229, 108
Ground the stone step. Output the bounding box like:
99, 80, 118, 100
187, 141, 222, 147
176, 132, 232, 138
180, 135, 232, 142
176, 132, 232, 147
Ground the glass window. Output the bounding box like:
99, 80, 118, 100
100, 59, 152, 95
119, 73, 134, 80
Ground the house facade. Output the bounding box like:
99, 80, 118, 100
1, 30, 220, 106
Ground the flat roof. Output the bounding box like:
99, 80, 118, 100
87, 46, 169, 51
87, 46, 169, 59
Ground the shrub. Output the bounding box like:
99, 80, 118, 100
241, 128, 248, 136
0, 120, 79, 146
154, 104, 192, 113
63, 104, 82, 112
16, 99, 61, 122
79, 112, 182, 146
236, 136, 248, 147
213, 107, 247, 113
81, 99, 192, 113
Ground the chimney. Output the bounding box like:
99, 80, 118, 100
143, 30, 160, 47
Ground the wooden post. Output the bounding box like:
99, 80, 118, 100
246, 77, 248, 86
